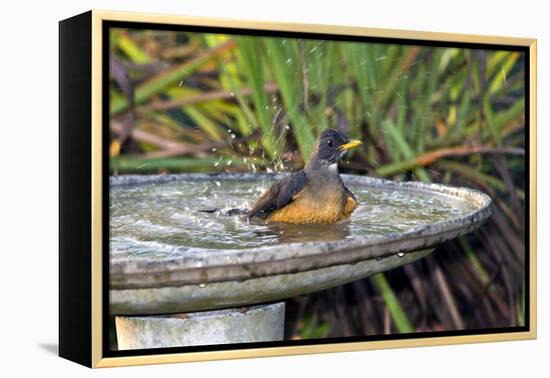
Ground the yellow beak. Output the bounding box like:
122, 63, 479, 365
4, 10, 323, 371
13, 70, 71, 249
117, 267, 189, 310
339, 139, 363, 151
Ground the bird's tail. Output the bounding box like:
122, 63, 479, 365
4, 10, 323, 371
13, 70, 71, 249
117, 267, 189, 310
198, 208, 251, 216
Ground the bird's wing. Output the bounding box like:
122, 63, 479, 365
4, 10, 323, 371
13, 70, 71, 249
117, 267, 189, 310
342, 183, 358, 217
248, 171, 309, 219
343, 184, 357, 203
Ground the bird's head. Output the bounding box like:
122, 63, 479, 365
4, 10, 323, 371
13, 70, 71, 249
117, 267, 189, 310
308, 129, 363, 169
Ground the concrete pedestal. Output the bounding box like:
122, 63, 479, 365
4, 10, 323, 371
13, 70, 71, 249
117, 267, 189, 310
115, 302, 285, 350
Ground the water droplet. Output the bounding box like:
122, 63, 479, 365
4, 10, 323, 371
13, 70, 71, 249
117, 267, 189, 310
397, 252, 405, 257
286, 58, 293, 65
198, 283, 207, 288
229, 92, 235, 97
211, 148, 217, 152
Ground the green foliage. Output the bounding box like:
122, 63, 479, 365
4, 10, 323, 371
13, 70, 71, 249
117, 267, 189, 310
371, 273, 414, 333
110, 29, 525, 177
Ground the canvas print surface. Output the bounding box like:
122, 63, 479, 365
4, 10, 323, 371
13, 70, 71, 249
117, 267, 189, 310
107, 25, 527, 353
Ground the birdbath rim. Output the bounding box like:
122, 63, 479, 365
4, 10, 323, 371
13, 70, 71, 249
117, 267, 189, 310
109, 173, 493, 291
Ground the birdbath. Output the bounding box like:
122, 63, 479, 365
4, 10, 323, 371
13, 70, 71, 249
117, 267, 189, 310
110, 173, 492, 350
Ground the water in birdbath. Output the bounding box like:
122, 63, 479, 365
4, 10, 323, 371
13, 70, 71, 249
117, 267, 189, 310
110, 177, 478, 259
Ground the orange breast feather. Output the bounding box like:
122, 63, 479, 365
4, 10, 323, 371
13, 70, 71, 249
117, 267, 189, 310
266, 188, 347, 224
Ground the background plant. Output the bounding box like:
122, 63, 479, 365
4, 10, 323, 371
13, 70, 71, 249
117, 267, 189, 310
109, 28, 526, 337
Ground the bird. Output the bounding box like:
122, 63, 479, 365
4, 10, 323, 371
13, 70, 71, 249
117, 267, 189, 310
248, 129, 363, 224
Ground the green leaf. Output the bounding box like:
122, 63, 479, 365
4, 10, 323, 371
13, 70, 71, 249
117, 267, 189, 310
266, 38, 315, 159
237, 37, 277, 158
110, 41, 235, 115
371, 273, 414, 333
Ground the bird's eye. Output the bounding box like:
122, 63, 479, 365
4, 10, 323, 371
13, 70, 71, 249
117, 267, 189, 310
327, 139, 334, 147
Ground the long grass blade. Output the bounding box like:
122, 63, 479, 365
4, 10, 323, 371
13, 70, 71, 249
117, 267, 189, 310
371, 273, 414, 333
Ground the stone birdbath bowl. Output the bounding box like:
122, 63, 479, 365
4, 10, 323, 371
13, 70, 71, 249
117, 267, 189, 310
109, 173, 492, 350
